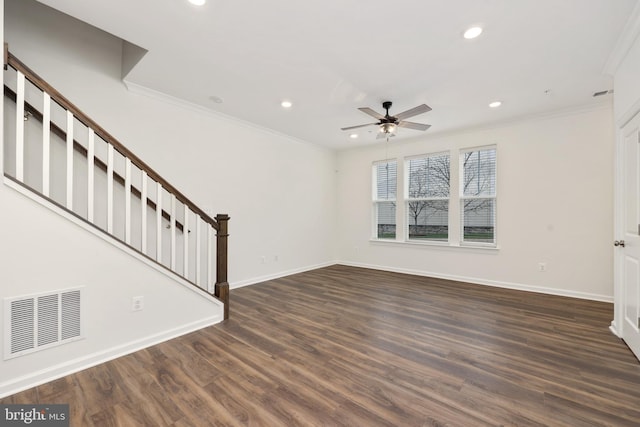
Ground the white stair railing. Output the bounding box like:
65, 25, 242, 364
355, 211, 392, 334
3, 49, 229, 318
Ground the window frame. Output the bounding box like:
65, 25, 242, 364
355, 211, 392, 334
459, 146, 497, 247
404, 151, 451, 243
372, 159, 398, 240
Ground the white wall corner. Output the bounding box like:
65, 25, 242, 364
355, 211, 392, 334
121, 40, 148, 80
230, 261, 338, 290
603, 1, 640, 75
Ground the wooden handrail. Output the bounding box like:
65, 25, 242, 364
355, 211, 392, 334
7, 53, 219, 232
5, 47, 230, 318
3, 85, 187, 233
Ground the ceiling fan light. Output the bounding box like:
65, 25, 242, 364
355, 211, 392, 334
381, 123, 397, 134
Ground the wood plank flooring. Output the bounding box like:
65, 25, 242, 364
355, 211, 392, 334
3, 265, 640, 426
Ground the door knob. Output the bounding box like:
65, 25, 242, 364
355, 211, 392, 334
614, 240, 626, 247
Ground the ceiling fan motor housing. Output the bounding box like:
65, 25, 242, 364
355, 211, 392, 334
382, 101, 395, 122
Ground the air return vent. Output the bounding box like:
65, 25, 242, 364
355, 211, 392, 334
4, 288, 83, 360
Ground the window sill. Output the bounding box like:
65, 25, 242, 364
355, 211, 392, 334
369, 238, 500, 251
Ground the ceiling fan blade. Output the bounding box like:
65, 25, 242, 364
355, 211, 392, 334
394, 104, 432, 121
397, 121, 431, 131
341, 123, 378, 131
358, 107, 385, 120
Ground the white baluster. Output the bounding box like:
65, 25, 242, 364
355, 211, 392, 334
170, 195, 176, 271
107, 144, 114, 233
15, 71, 25, 181
141, 171, 148, 254
156, 183, 163, 262
196, 218, 202, 286
207, 225, 213, 292
183, 205, 189, 279
87, 130, 95, 222
42, 93, 51, 196
124, 158, 132, 244
66, 111, 74, 210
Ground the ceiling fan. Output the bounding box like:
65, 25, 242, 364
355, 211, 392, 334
341, 101, 432, 139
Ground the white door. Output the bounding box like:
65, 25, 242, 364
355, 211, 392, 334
620, 111, 640, 360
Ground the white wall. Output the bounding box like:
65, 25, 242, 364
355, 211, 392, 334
0, 0, 336, 397
0, 184, 223, 397
1, 0, 226, 391
337, 106, 615, 301
0, 0, 619, 398
4, 0, 338, 287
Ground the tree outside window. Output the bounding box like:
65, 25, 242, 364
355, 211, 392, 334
460, 148, 497, 244
406, 153, 450, 241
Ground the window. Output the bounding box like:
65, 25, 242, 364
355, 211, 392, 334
405, 153, 450, 241
373, 160, 397, 239
460, 147, 497, 245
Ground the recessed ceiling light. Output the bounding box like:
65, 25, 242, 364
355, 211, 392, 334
489, 101, 502, 108
349, 134, 358, 139
281, 100, 293, 108
189, 0, 206, 5
463, 26, 483, 39
209, 95, 223, 104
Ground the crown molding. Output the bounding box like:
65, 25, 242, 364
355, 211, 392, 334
603, 1, 640, 75
122, 80, 330, 152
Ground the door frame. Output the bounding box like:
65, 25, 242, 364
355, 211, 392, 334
613, 102, 640, 338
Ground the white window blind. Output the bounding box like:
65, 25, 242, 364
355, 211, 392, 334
460, 148, 497, 245
405, 153, 450, 241
373, 160, 397, 239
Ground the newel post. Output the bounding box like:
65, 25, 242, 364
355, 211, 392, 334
214, 214, 230, 319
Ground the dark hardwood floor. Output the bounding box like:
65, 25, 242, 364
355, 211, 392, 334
3, 265, 640, 426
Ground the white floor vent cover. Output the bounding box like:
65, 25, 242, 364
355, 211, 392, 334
4, 287, 83, 360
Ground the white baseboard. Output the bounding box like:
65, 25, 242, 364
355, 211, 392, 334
2, 258, 612, 398
337, 261, 614, 303
0, 316, 221, 399
610, 321, 621, 338
230, 261, 337, 289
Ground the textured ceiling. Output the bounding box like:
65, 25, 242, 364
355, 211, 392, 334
36, 0, 638, 149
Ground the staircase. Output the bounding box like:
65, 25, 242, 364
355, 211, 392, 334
2, 45, 230, 318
